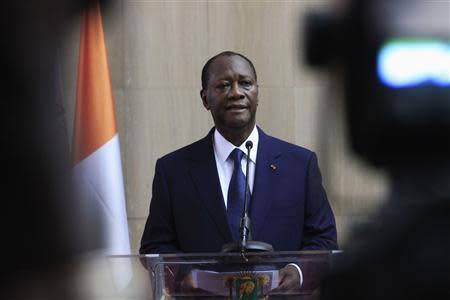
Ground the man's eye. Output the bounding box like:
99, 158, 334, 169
217, 82, 230, 89
240, 81, 253, 88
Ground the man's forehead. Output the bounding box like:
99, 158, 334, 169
208, 55, 256, 79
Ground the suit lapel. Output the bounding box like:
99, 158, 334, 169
250, 128, 282, 240
188, 130, 232, 242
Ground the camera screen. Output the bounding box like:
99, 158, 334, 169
377, 38, 450, 89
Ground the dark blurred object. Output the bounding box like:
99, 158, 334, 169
304, 0, 450, 299
305, 0, 450, 166
0, 1, 109, 298
320, 167, 450, 300
325, 213, 450, 299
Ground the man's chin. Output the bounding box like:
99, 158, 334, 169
224, 119, 254, 132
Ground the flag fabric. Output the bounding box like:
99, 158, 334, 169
72, 2, 130, 256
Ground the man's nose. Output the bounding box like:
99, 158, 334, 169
228, 82, 245, 99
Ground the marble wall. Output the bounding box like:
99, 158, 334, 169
63, 0, 389, 253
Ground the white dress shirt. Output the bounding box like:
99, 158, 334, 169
213, 126, 259, 208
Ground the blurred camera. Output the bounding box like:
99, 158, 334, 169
304, 0, 450, 166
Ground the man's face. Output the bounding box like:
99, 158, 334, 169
201, 55, 258, 134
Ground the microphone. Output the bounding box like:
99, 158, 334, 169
222, 140, 273, 253
240, 141, 253, 248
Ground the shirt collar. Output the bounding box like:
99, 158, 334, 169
213, 126, 259, 164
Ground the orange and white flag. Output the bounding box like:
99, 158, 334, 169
72, 2, 130, 256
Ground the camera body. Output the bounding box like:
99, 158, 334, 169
305, 0, 450, 166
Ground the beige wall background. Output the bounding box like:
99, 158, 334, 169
63, 0, 389, 253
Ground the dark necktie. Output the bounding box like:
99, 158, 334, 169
227, 148, 246, 240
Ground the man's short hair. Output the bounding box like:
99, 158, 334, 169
201, 51, 257, 90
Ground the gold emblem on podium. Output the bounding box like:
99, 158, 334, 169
224, 271, 271, 300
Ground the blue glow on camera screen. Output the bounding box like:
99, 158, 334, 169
378, 39, 450, 88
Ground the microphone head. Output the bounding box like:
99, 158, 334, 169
245, 140, 253, 150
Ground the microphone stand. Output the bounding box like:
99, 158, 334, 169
222, 141, 273, 254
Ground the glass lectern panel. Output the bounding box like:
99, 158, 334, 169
142, 251, 338, 300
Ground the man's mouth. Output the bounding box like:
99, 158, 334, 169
226, 104, 248, 112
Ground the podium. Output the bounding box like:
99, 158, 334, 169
142, 251, 340, 299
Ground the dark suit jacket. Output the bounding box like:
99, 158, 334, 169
140, 127, 337, 253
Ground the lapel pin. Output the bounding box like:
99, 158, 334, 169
270, 164, 277, 171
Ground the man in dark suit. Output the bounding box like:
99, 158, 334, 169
140, 51, 337, 290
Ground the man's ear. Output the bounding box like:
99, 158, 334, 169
200, 89, 210, 110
